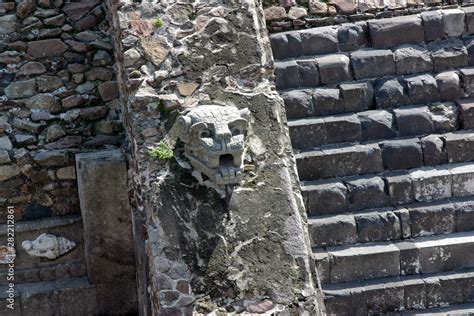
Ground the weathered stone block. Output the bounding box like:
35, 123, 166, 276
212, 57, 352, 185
76, 150, 136, 286
421, 135, 447, 166
398, 241, 421, 275
442, 9, 465, 37
438, 272, 474, 305
411, 167, 453, 202
466, 37, 474, 66
0, 136, 12, 151
340, 81, 374, 113
323, 114, 361, 144
27, 39, 68, 58
451, 164, 474, 197
409, 201, 456, 237
345, 176, 388, 211
21, 289, 59, 316
385, 172, 414, 205
269, 32, 302, 59
358, 110, 396, 141
316, 54, 352, 84
0, 165, 21, 181
394, 106, 434, 137
288, 118, 326, 149
98, 81, 118, 102
424, 276, 443, 308
419, 238, 474, 274
458, 98, 474, 129
355, 209, 401, 243
445, 131, 474, 163
309, 215, 357, 247
422, 10, 444, 42
296, 151, 324, 181
312, 88, 343, 116
366, 280, 405, 313
429, 39, 468, 72
351, 49, 395, 80
281, 90, 313, 119
299, 26, 338, 56
375, 78, 409, 109
404, 74, 439, 104
328, 243, 400, 283
337, 22, 368, 51
402, 276, 426, 309
454, 198, 474, 231
430, 102, 459, 133
464, 7, 474, 35
460, 68, 474, 96
380, 138, 424, 171
5, 80, 36, 99
58, 285, 98, 316
33, 150, 69, 167
296, 59, 320, 88
0, 150, 10, 164
37, 75, 63, 93
297, 144, 383, 180
0, 14, 16, 35
314, 250, 330, 284
368, 15, 425, 49
394, 44, 433, 76
435, 71, 464, 101
395, 208, 411, 239
274, 60, 299, 90
25, 94, 61, 113
303, 180, 348, 216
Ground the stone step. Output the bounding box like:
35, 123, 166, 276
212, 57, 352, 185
402, 303, 474, 315
288, 103, 468, 150
275, 49, 470, 93
315, 231, 474, 284
0, 215, 86, 280
281, 69, 474, 121
271, 12, 473, 62
322, 267, 474, 315
296, 132, 474, 181
0, 277, 99, 315
308, 196, 474, 248
302, 163, 474, 216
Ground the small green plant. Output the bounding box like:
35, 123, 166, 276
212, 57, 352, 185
154, 16, 164, 28
149, 141, 173, 161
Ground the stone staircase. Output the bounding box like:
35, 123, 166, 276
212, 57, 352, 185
271, 10, 474, 315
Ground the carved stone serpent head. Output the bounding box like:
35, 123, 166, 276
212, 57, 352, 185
178, 105, 250, 186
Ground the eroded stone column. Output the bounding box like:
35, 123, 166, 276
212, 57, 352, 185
107, 0, 323, 314
76, 150, 137, 314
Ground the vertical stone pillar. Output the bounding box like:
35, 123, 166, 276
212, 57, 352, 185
76, 150, 137, 314
106, 0, 324, 314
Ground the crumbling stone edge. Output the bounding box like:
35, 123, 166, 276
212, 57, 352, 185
106, 0, 324, 314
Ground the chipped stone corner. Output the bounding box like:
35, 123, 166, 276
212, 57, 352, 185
106, 0, 323, 314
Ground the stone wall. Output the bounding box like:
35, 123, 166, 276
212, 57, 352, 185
0, 0, 122, 223
106, 0, 322, 314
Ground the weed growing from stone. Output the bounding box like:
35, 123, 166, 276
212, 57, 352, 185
149, 141, 173, 160
154, 16, 164, 28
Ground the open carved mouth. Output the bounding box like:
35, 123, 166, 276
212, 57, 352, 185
214, 153, 243, 185
219, 153, 240, 167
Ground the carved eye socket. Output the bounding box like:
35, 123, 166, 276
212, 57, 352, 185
199, 130, 212, 138
231, 127, 242, 136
